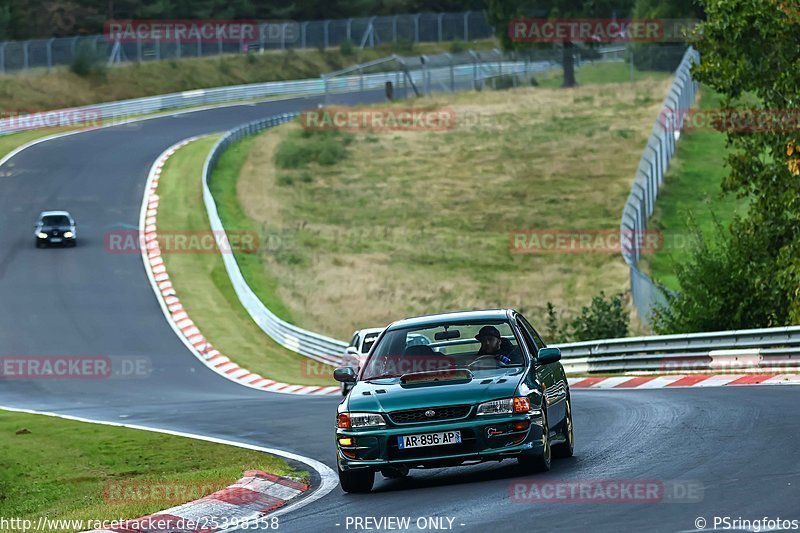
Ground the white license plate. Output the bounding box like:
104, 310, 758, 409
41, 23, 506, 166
50, 238, 62, 242
398, 430, 461, 449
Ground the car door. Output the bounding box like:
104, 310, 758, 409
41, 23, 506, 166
517, 316, 565, 425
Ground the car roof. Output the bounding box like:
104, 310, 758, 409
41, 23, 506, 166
356, 327, 384, 336
39, 210, 72, 218
386, 309, 514, 330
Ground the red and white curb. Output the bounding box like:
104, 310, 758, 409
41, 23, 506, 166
140, 138, 340, 396
86, 470, 308, 532
567, 374, 800, 389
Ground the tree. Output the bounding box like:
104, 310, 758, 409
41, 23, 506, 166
631, 0, 704, 71
486, 0, 634, 87
654, 0, 800, 330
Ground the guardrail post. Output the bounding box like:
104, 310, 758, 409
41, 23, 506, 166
359, 66, 364, 91
46, 38, 54, 70
322, 74, 329, 106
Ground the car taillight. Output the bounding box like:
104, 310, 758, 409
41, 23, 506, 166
513, 397, 531, 413
337, 413, 351, 428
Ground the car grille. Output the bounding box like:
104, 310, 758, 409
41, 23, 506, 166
387, 404, 471, 425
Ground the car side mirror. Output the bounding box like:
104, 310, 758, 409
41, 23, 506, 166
536, 347, 561, 365
334, 366, 357, 383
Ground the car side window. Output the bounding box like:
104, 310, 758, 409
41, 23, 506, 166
350, 333, 360, 348
515, 318, 538, 357
519, 316, 544, 349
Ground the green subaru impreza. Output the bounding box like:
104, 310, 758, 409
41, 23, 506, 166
333, 309, 573, 493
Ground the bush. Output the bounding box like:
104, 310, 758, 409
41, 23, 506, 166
274, 129, 352, 169
569, 292, 629, 341
70, 41, 105, 77
449, 40, 467, 54
651, 216, 791, 334
542, 292, 630, 343
339, 39, 355, 56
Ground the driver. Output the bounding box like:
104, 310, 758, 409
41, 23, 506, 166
475, 326, 523, 366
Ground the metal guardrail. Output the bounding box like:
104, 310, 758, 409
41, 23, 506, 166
556, 325, 800, 374
0, 11, 493, 73
620, 47, 700, 324
202, 112, 348, 365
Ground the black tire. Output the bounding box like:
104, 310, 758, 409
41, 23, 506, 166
338, 466, 374, 493
518, 407, 551, 473
35, 241, 43, 248
68, 240, 77, 247
552, 393, 574, 459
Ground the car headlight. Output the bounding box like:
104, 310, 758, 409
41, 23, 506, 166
37, 232, 48, 239
337, 412, 386, 428
476, 398, 513, 416
476, 397, 532, 415
63, 231, 74, 238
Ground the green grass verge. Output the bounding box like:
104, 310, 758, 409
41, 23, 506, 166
156, 136, 335, 386
0, 410, 305, 531
641, 90, 750, 290
538, 61, 670, 88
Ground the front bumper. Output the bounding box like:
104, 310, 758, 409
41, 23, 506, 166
37, 235, 75, 245
336, 411, 544, 471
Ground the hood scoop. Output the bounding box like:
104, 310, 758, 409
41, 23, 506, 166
400, 369, 473, 386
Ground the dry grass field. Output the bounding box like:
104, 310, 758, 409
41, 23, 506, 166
223, 68, 672, 340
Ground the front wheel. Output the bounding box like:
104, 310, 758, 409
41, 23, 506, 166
338, 466, 374, 493
518, 408, 551, 473
552, 394, 574, 459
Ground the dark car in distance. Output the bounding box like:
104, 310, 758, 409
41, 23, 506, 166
333, 309, 573, 493
35, 211, 77, 248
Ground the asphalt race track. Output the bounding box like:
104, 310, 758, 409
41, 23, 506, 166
1, 93, 799, 532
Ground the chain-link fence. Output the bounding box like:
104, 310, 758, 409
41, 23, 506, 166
620, 47, 700, 324
0, 11, 493, 73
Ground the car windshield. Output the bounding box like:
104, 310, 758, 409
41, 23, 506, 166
41, 215, 70, 226
360, 319, 524, 380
